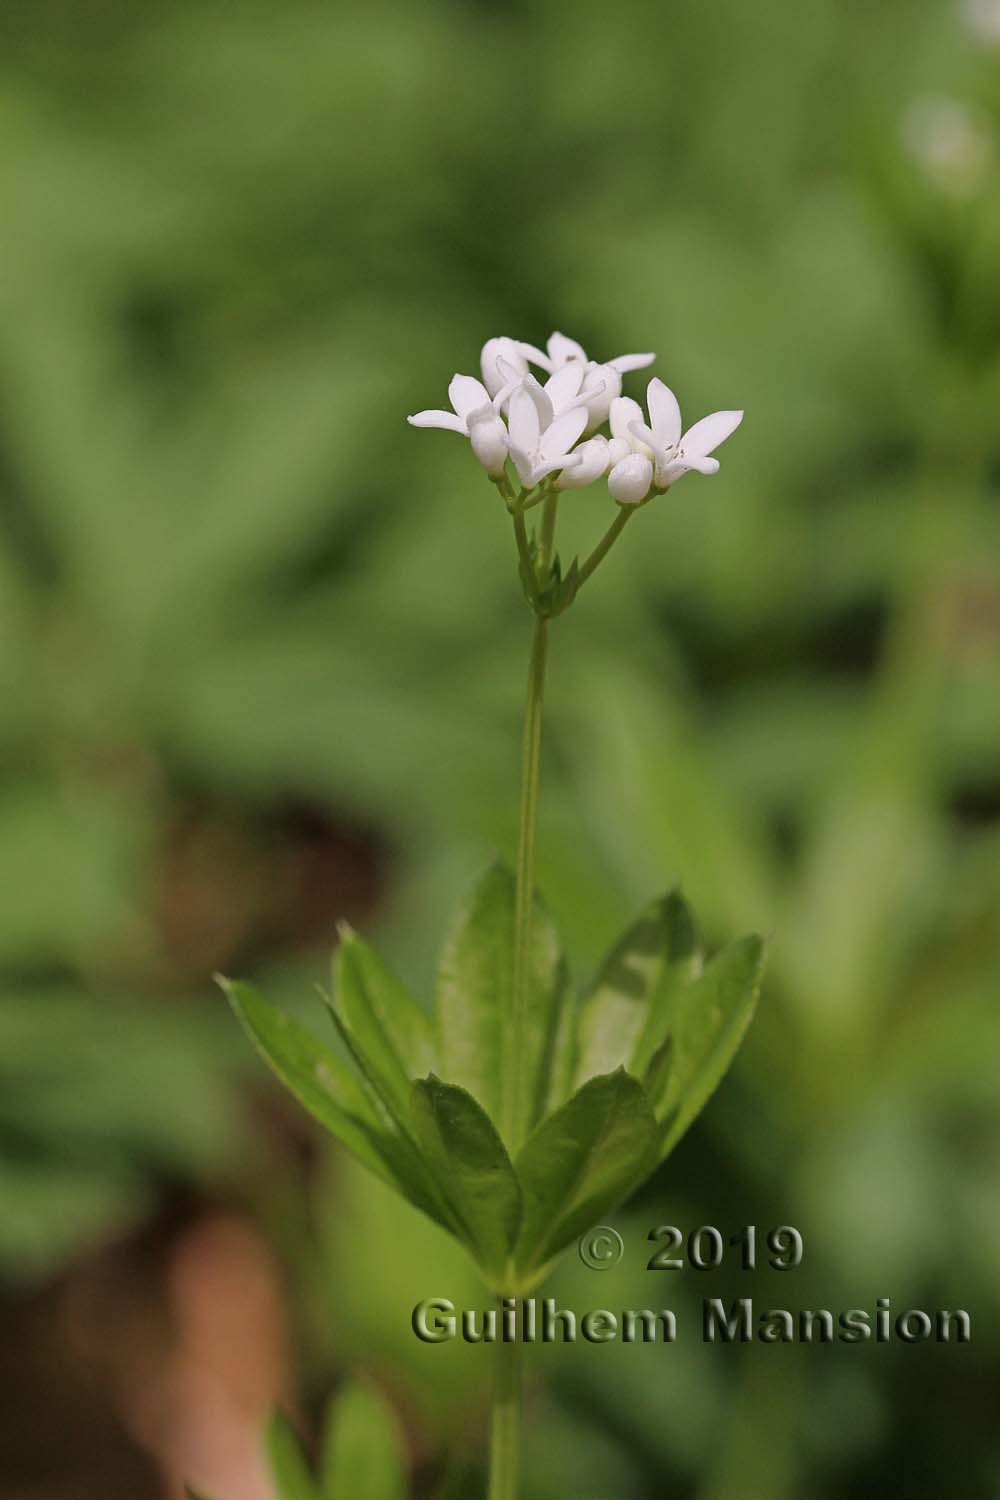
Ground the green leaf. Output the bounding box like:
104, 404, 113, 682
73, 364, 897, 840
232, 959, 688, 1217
319, 1379, 407, 1500
265, 1410, 320, 1500
513, 1069, 657, 1279
410, 1075, 521, 1284
574, 891, 700, 1086
652, 935, 766, 1160
435, 861, 569, 1142
221, 979, 448, 1229
329, 930, 434, 1125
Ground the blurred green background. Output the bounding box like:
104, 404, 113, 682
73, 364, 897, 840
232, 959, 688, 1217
1, 0, 999, 1495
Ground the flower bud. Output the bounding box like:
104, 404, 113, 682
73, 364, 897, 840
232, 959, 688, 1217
608, 453, 654, 505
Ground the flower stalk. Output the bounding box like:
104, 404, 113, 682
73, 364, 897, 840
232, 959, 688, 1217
488, 1331, 522, 1500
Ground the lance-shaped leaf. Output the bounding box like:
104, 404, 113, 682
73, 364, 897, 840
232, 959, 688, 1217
513, 1069, 657, 1279
329, 929, 435, 1125
411, 1076, 521, 1285
651, 934, 766, 1161
222, 979, 448, 1230
320, 1379, 407, 1500
574, 891, 700, 1086
435, 861, 569, 1142
266, 1410, 320, 1500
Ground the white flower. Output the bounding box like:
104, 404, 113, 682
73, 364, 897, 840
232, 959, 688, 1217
518, 331, 656, 429
506, 379, 589, 488
480, 338, 530, 398
407, 373, 509, 478
606, 378, 743, 505
495, 358, 607, 421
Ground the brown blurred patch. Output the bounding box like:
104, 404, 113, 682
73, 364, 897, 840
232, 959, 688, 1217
152, 798, 385, 981
0, 1205, 294, 1500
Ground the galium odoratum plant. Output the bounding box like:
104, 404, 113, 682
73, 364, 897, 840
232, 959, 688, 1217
221, 331, 765, 1500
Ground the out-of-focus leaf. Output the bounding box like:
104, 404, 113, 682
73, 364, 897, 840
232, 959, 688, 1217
574, 890, 701, 1086
319, 1379, 407, 1500
265, 1410, 320, 1500
513, 1070, 657, 1280
651, 936, 766, 1159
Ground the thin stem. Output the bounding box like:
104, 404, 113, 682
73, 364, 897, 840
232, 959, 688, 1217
487, 1330, 522, 1500
512, 510, 537, 605
538, 491, 559, 571
506, 611, 548, 1150
575, 505, 632, 591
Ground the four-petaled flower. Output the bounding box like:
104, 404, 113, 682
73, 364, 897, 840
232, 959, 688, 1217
517, 332, 656, 428
407, 373, 509, 477
607, 378, 743, 505
506, 381, 590, 488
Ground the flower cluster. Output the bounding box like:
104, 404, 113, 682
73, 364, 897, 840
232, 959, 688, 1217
408, 332, 743, 506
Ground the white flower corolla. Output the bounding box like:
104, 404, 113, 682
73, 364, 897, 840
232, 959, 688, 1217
518, 331, 655, 378
494, 358, 608, 426
408, 373, 509, 478
481, 338, 530, 398
554, 435, 612, 491
518, 332, 657, 430
606, 378, 743, 505
506, 380, 589, 488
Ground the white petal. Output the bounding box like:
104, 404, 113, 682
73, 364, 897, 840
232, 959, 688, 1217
682, 454, 720, 476
607, 437, 632, 466
508, 386, 540, 455
508, 444, 535, 487
532, 454, 581, 482
582, 363, 621, 427
449, 373, 492, 419
481, 337, 527, 396
516, 341, 553, 372
539, 405, 588, 462
520, 372, 555, 432
467, 409, 509, 477
608, 351, 656, 374
407, 409, 467, 433
607, 453, 653, 505
654, 456, 686, 488
609, 396, 644, 443
544, 363, 585, 412
647, 379, 682, 447
547, 331, 588, 366
555, 435, 610, 490
681, 409, 744, 459
627, 419, 660, 457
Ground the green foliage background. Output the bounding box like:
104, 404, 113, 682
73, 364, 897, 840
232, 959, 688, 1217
1, 0, 999, 1496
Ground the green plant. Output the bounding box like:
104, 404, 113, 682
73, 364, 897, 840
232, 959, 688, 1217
223, 333, 764, 1500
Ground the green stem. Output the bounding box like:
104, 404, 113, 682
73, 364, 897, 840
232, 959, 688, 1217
487, 1330, 522, 1500
575, 505, 632, 590
506, 610, 548, 1150
538, 491, 559, 571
